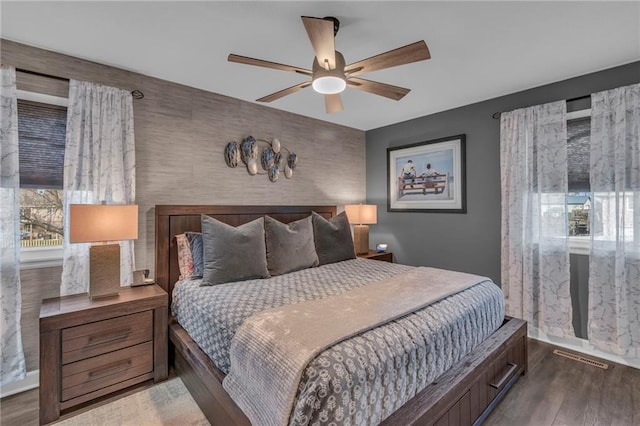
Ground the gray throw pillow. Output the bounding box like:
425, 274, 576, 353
312, 211, 356, 266
265, 215, 318, 276
201, 215, 269, 285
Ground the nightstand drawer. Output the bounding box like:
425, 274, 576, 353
61, 341, 153, 401
62, 310, 153, 364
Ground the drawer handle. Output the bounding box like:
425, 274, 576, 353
87, 328, 132, 347
489, 362, 518, 389
88, 359, 133, 381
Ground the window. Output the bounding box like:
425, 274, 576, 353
17, 95, 67, 267
567, 110, 591, 254
566, 109, 636, 251
20, 189, 63, 246
567, 114, 591, 237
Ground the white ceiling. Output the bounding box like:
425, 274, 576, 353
2, 1, 639, 131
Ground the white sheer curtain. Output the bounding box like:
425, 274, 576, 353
501, 101, 574, 337
61, 80, 136, 295
0, 66, 26, 386
588, 83, 640, 357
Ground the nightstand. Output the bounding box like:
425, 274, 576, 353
39, 285, 168, 424
358, 250, 393, 263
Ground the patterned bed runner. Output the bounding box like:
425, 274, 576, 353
223, 267, 489, 426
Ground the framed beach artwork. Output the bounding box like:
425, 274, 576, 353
387, 134, 466, 213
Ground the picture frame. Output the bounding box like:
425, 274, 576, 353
387, 134, 466, 213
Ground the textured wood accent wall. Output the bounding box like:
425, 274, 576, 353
1, 39, 365, 272
2, 39, 365, 372
20, 267, 61, 371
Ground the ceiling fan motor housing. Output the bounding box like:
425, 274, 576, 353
323, 17, 340, 37
313, 50, 345, 73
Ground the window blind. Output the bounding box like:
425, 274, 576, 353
18, 100, 66, 189
567, 117, 590, 192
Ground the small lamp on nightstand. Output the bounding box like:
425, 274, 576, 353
345, 204, 377, 255
70, 203, 138, 299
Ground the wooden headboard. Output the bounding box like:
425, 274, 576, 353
155, 205, 337, 302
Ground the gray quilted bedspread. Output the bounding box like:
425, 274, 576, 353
172, 259, 504, 426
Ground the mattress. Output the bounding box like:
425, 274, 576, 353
172, 258, 504, 425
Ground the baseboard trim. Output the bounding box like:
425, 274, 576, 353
0, 370, 39, 398
529, 329, 640, 370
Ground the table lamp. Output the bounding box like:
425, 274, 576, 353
69, 204, 138, 299
345, 204, 377, 255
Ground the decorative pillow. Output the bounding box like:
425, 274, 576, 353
185, 232, 204, 278
312, 211, 356, 266
175, 234, 195, 279
201, 215, 269, 285
265, 215, 318, 276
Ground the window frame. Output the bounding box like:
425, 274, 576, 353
18, 90, 68, 269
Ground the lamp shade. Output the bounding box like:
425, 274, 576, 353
344, 204, 377, 225
69, 204, 138, 243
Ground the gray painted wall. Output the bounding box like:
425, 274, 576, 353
570, 254, 589, 339
366, 61, 640, 284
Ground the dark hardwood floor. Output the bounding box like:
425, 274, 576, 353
1, 385, 38, 426
485, 340, 640, 426
1, 340, 638, 426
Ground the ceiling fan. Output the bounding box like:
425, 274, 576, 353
228, 16, 431, 114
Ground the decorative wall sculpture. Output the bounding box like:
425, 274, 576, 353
225, 136, 297, 182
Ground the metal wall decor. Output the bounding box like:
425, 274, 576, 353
225, 136, 297, 182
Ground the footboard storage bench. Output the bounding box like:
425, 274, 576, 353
168, 316, 526, 426
381, 317, 527, 426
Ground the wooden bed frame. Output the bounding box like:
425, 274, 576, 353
155, 205, 527, 426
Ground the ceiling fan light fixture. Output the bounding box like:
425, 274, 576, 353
311, 50, 347, 94
312, 76, 346, 94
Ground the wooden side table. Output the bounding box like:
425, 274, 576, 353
39, 285, 168, 424
357, 250, 393, 263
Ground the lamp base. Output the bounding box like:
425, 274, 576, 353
353, 225, 370, 255
89, 244, 121, 299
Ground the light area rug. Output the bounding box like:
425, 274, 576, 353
57, 378, 210, 426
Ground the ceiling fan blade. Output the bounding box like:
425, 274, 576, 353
345, 41, 430, 77
301, 16, 336, 70
228, 54, 312, 76
324, 94, 343, 114
347, 77, 410, 101
256, 82, 311, 103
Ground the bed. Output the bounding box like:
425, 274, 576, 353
155, 205, 527, 426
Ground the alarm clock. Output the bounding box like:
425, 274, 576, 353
376, 243, 388, 252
